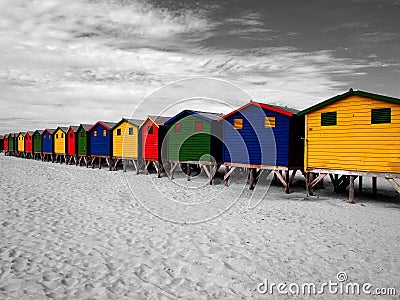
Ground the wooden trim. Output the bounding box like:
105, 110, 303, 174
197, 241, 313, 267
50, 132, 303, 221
224, 162, 289, 171
306, 168, 400, 179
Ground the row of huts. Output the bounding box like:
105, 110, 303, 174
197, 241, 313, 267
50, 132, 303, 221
2, 89, 400, 203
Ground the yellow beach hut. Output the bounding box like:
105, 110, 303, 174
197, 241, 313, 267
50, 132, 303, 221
17, 132, 25, 156
111, 118, 143, 172
298, 88, 400, 203
53, 127, 68, 163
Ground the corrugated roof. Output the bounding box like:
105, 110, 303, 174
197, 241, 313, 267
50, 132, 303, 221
125, 118, 144, 127
298, 89, 400, 116
79, 124, 92, 131
68, 125, 80, 132
165, 110, 223, 125
147, 115, 171, 126
220, 101, 297, 120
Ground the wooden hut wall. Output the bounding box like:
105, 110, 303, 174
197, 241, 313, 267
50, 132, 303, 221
89, 123, 113, 157
165, 112, 222, 162
301, 90, 400, 174
25, 132, 33, 153
112, 120, 140, 159
17, 133, 25, 152
33, 131, 42, 153
77, 126, 89, 156
42, 130, 54, 154
3, 135, 8, 152
54, 128, 67, 155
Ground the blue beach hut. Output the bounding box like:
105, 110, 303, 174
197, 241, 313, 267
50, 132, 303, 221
220, 101, 304, 192
88, 121, 116, 169
42, 129, 55, 162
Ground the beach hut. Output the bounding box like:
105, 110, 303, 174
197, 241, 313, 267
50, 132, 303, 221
298, 88, 400, 203
164, 110, 223, 183
24, 131, 33, 158
111, 118, 143, 172
8, 133, 16, 155
53, 127, 68, 163
140, 116, 170, 177
76, 124, 91, 166
3, 135, 8, 154
32, 130, 43, 160
220, 101, 304, 192
66, 126, 79, 164
42, 129, 55, 162
17, 132, 25, 156
88, 121, 116, 169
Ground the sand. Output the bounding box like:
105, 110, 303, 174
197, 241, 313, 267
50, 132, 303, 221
0, 155, 399, 299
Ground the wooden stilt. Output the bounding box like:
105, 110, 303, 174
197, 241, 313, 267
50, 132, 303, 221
169, 162, 178, 179
386, 177, 400, 194
123, 159, 127, 172
372, 177, 377, 196
145, 161, 151, 175
306, 172, 313, 196
274, 170, 288, 192
98, 157, 102, 169
187, 163, 191, 181
249, 168, 256, 190
224, 166, 231, 187
359, 176, 363, 193
349, 175, 355, 204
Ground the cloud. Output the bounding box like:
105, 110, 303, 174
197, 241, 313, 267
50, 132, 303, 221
0, 0, 391, 133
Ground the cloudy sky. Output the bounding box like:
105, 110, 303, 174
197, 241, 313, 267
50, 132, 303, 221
1, 0, 400, 133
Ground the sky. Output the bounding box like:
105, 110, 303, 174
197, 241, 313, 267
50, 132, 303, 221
1, 0, 400, 133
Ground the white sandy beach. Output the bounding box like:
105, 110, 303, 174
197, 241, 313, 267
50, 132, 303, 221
0, 155, 399, 299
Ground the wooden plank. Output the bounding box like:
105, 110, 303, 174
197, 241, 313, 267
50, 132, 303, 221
224, 162, 288, 171
349, 175, 355, 204
202, 164, 211, 179
223, 166, 236, 181
273, 170, 288, 189
307, 168, 400, 179
386, 177, 400, 194
309, 173, 327, 189
372, 177, 377, 196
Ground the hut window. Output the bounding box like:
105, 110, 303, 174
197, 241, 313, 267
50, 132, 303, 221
174, 123, 181, 132
81, 132, 85, 137
195, 122, 203, 131
61, 133, 64, 138
94, 131, 97, 137
234, 118, 243, 129
371, 108, 391, 124
103, 130, 107, 136
321, 112, 337, 126
44, 135, 46, 139
148, 126, 153, 134
70, 133, 73, 138
264, 116, 276, 128
129, 128, 133, 135
56, 134, 58, 139
117, 129, 121, 136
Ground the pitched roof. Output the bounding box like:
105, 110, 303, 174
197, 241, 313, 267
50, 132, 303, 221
33, 130, 44, 135
68, 125, 80, 132
125, 118, 144, 127
88, 121, 117, 131
220, 100, 296, 120
54, 126, 69, 133
164, 110, 223, 125
78, 124, 92, 131
141, 115, 171, 127
43, 129, 56, 135
298, 89, 400, 116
